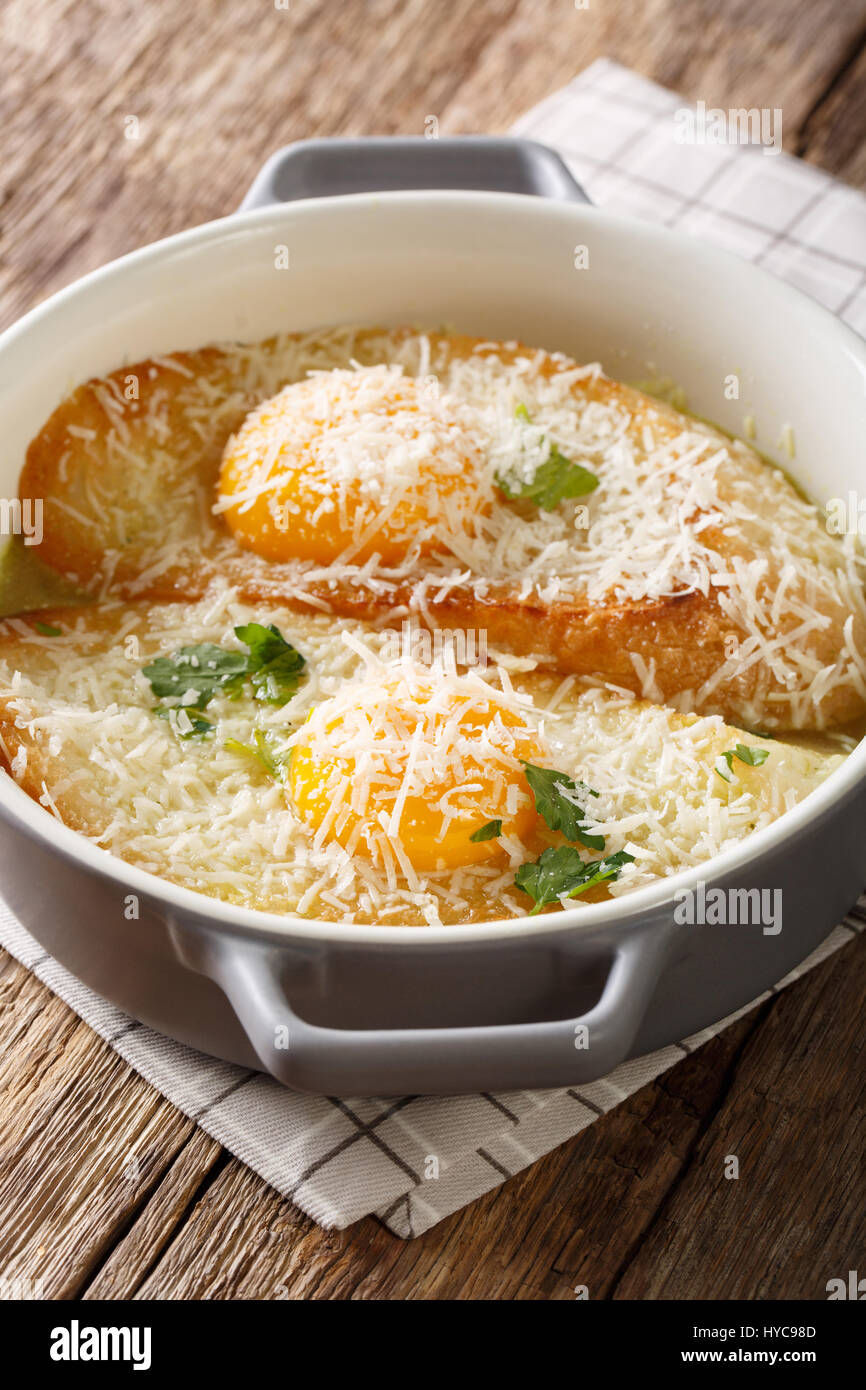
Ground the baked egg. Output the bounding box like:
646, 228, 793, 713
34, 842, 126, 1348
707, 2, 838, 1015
216, 364, 488, 566
288, 667, 545, 872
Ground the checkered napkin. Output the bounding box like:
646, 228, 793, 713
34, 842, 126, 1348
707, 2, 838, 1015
1, 60, 865, 1239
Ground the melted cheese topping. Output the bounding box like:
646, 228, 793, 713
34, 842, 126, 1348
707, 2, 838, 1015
42, 326, 866, 730
0, 588, 848, 926
10, 328, 865, 924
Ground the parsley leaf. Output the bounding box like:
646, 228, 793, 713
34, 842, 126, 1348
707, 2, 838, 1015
143, 623, 306, 730
469, 818, 502, 843
143, 643, 248, 709
233, 622, 306, 705
225, 729, 292, 782
732, 743, 770, 766
35, 622, 62, 637
496, 404, 599, 510
515, 846, 634, 915
715, 744, 771, 781
522, 763, 604, 850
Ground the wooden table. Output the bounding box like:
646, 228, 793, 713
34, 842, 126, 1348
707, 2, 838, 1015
1, 0, 864, 1301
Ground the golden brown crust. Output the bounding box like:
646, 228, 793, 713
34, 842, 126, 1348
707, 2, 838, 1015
0, 599, 845, 926
0, 606, 121, 836
16, 329, 679, 595
20, 347, 238, 591
16, 330, 866, 730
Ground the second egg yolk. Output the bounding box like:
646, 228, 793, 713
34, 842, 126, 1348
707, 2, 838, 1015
288, 672, 545, 873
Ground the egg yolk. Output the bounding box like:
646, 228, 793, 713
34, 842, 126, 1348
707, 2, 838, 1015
288, 673, 544, 872
216, 366, 486, 567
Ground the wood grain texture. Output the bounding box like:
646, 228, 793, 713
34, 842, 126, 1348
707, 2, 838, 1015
0, 0, 865, 1301
0, 958, 200, 1298
613, 930, 866, 1301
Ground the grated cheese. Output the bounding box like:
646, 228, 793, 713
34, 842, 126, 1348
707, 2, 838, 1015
0, 589, 846, 926
47, 325, 866, 730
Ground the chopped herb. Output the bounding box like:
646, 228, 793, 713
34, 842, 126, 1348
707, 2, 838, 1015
496, 404, 599, 510
732, 743, 770, 766
143, 623, 307, 730
155, 706, 213, 739
469, 818, 502, 843
143, 643, 248, 709
225, 729, 292, 782
35, 622, 62, 637
521, 762, 604, 850
233, 622, 306, 705
515, 846, 634, 915
715, 744, 771, 782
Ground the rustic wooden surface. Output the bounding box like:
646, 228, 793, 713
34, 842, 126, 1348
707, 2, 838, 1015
1, 0, 865, 1301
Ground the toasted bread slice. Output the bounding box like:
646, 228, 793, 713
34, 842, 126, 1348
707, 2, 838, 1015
18, 329, 866, 730
0, 597, 846, 925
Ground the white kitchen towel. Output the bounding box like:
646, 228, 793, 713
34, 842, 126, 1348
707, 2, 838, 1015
1, 58, 865, 1239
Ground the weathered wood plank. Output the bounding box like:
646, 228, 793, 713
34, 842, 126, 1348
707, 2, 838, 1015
797, 38, 866, 185
0, 953, 201, 1298
82, 1128, 224, 1301
612, 931, 866, 1300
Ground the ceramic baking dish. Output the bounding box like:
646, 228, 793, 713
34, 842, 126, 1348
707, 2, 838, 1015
0, 137, 864, 1095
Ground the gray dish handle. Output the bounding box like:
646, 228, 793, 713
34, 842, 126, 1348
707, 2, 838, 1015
178, 924, 672, 1095
239, 136, 591, 210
